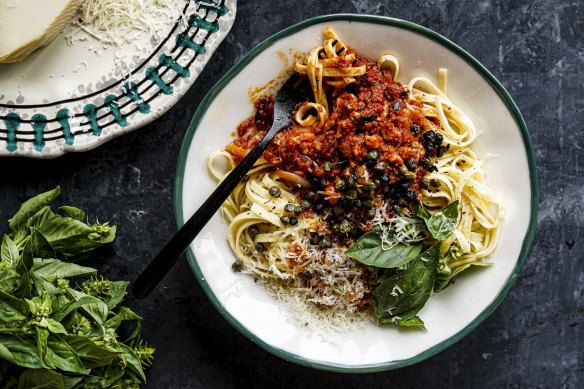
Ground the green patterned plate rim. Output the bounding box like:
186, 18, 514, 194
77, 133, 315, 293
174, 14, 539, 372
0, 0, 236, 158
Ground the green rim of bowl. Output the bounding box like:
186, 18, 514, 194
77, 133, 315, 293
174, 14, 539, 373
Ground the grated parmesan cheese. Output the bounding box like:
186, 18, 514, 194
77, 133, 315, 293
66, 0, 187, 52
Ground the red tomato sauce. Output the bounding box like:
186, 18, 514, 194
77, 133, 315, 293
226, 53, 446, 236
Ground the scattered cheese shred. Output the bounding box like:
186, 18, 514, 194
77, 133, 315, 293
69, 0, 187, 49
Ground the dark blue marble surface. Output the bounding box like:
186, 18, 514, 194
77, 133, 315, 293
0, 0, 582, 387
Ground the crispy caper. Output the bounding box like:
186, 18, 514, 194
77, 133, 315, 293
366, 208, 376, 219
405, 158, 417, 171
335, 179, 347, 191
398, 165, 416, 181
313, 203, 326, 213
346, 190, 357, 200
232, 260, 244, 272
323, 162, 333, 172
269, 186, 281, 198
248, 226, 259, 237
289, 217, 298, 226
284, 203, 296, 213
363, 182, 376, 191
310, 233, 322, 245
367, 149, 379, 160
255, 243, 265, 252
404, 171, 417, 181
338, 220, 353, 235
320, 237, 332, 248
410, 123, 422, 135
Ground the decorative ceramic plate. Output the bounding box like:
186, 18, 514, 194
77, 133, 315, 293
175, 15, 538, 371
0, 0, 236, 158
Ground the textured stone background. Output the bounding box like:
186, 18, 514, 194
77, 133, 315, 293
0, 0, 582, 387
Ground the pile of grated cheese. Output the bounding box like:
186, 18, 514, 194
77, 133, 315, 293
67, 0, 187, 50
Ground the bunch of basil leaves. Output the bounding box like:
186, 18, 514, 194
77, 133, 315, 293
0, 187, 153, 388
346, 200, 488, 330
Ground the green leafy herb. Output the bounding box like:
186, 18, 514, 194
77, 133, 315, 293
435, 261, 493, 292
414, 201, 459, 241
17, 368, 65, 389
373, 244, 441, 330
0, 188, 153, 388
345, 228, 422, 268
8, 187, 61, 237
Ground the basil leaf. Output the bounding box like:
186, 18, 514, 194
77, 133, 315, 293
45, 319, 67, 335
413, 201, 431, 221
377, 268, 397, 284
62, 335, 118, 369
0, 335, 43, 369
61, 375, 84, 388
0, 268, 20, 294
435, 261, 493, 292
35, 328, 50, 368
18, 369, 64, 389
31, 259, 96, 282
52, 295, 107, 324
27, 208, 115, 259
346, 228, 422, 268
425, 201, 458, 240
0, 291, 30, 318
100, 281, 128, 311
109, 343, 146, 382
396, 316, 426, 330
105, 307, 142, 331
58, 206, 85, 222
45, 335, 87, 374
98, 364, 125, 387
29, 274, 60, 299
1, 235, 19, 267
8, 187, 61, 236
373, 244, 440, 326
20, 229, 55, 270
0, 300, 27, 326
64, 289, 107, 325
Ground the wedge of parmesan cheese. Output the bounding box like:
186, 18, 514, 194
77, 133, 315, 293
0, 0, 82, 63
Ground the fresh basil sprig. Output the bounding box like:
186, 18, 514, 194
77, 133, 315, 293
0, 187, 153, 388
414, 201, 459, 241
373, 244, 441, 330
345, 228, 422, 268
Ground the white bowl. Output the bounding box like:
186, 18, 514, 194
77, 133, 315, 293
174, 14, 538, 372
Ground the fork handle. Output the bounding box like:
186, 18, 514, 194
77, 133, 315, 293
132, 124, 283, 299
